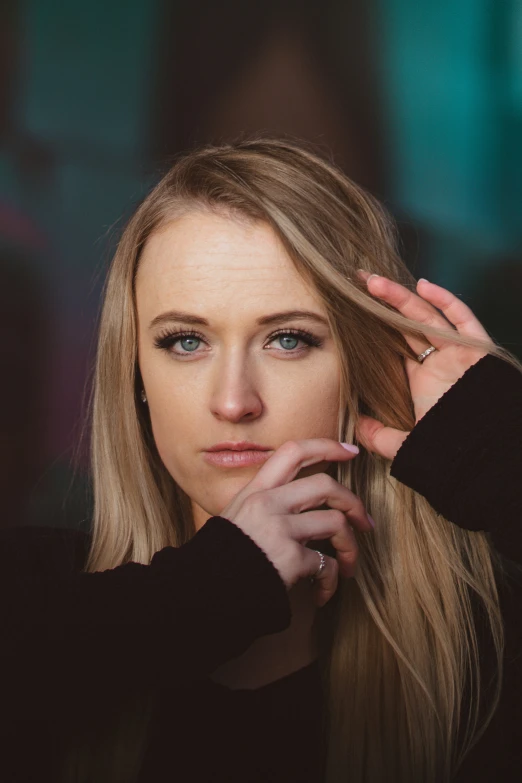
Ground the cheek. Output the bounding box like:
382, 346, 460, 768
289, 371, 340, 432
147, 392, 196, 483
285, 372, 340, 480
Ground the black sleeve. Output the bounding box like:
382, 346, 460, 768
1, 515, 291, 721
389, 353, 522, 564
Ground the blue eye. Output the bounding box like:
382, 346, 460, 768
274, 333, 302, 350
267, 328, 323, 351
154, 331, 204, 354
177, 335, 200, 352
153, 327, 323, 356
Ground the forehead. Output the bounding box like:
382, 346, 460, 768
135, 210, 324, 314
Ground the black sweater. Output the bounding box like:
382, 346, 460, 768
1, 353, 521, 782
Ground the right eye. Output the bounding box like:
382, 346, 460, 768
153, 329, 206, 356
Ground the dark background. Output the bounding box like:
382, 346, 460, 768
1, 0, 521, 530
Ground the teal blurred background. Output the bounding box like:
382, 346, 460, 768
1, 0, 521, 529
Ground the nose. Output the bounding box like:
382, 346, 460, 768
209, 355, 263, 423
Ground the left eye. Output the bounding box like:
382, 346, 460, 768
269, 332, 310, 351
268, 329, 322, 351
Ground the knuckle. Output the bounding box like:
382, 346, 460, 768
324, 471, 338, 488
331, 509, 347, 528
314, 472, 337, 493
348, 496, 366, 519
280, 439, 300, 457
246, 489, 269, 513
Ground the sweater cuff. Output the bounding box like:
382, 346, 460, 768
390, 354, 522, 538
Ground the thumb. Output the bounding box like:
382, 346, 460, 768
355, 415, 410, 460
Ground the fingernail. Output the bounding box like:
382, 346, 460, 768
367, 514, 376, 528
418, 278, 429, 283
367, 274, 380, 283
340, 443, 359, 454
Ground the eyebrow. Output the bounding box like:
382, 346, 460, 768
148, 309, 329, 330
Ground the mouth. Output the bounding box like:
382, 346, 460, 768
202, 448, 274, 468
205, 441, 272, 452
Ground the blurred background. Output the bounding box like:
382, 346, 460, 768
1, 0, 521, 530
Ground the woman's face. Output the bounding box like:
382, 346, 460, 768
136, 210, 341, 531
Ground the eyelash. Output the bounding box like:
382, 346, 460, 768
153, 327, 323, 357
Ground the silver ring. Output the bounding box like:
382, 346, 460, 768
417, 345, 437, 363
310, 550, 326, 583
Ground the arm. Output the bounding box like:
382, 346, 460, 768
390, 354, 522, 564
1, 516, 291, 721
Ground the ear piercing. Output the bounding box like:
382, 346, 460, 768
141, 389, 147, 403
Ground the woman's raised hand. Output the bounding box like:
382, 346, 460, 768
355, 272, 495, 460
219, 439, 374, 607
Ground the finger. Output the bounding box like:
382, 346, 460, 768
293, 509, 362, 576
278, 474, 373, 533
363, 274, 454, 352
415, 278, 493, 343
291, 508, 352, 542
355, 414, 409, 460
247, 438, 359, 493
306, 551, 338, 607
359, 272, 494, 353
330, 521, 359, 578
357, 270, 444, 355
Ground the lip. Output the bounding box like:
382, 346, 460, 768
206, 441, 272, 452
203, 442, 274, 468
203, 450, 273, 467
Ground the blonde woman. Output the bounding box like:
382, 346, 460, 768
2, 137, 521, 783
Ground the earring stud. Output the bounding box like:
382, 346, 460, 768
141, 389, 147, 403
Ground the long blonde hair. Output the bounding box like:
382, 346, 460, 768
66, 135, 522, 782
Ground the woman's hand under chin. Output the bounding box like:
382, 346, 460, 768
354, 272, 494, 461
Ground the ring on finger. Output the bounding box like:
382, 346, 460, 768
309, 550, 326, 583
417, 345, 438, 363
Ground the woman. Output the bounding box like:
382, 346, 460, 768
2, 137, 521, 783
